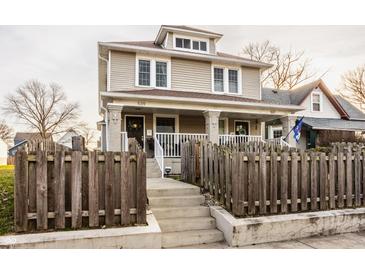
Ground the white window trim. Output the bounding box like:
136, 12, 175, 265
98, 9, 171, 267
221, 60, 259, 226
135, 55, 171, 89
234, 120, 250, 135
219, 118, 229, 135
311, 91, 323, 112
153, 113, 179, 135
268, 125, 283, 139
172, 33, 210, 54
212, 65, 242, 95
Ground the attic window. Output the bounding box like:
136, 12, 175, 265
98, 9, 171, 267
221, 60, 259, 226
175, 38, 190, 49
312, 93, 322, 112
174, 36, 208, 53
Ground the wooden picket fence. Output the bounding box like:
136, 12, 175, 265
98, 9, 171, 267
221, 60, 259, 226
14, 140, 146, 232
181, 140, 365, 217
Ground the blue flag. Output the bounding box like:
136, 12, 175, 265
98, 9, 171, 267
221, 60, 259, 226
293, 117, 304, 143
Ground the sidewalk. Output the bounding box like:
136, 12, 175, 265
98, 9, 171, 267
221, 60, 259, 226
179, 231, 365, 249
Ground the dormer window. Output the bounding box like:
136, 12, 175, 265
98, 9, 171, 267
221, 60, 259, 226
176, 38, 190, 49
173, 35, 209, 53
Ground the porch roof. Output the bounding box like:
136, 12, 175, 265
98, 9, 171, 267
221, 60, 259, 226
303, 117, 365, 132
101, 89, 304, 112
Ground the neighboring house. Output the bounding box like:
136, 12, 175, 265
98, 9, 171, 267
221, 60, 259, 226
0, 139, 8, 165
56, 129, 81, 149
8, 132, 53, 156
263, 79, 365, 149
97, 25, 304, 174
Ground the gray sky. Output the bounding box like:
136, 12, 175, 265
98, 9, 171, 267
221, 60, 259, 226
1, 25, 365, 133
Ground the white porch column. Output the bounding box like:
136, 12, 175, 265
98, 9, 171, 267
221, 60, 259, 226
203, 110, 221, 144
281, 116, 297, 147
107, 104, 123, 152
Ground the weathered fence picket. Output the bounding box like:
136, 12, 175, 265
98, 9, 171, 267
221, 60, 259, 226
14, 140, 147, 233
182, 141, 365, 218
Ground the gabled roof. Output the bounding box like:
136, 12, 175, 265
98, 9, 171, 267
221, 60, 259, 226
335, 96, 365, 121
14, 132, 52, 142
262, 79, 350, 119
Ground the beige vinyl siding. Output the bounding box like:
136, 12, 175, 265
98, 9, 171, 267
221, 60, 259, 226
166, 32, 174, 48
242, 67, 261, 100
110, 51, 136, 91
209, 38, 216, 54
171, 58, 211, 92
98, 58, 107, 91
179, 115, 205, 133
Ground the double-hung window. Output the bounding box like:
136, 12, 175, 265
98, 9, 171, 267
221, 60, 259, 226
312, 93, 321, 111
213, 67, 241, 94
137, 58, 170, 88
156, 61, 167, 88
138, 60, 150, 86
214, 68, 224, 92
228, 70, 238, 93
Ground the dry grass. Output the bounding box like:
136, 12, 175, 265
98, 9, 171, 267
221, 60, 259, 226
0, 165, 14, 235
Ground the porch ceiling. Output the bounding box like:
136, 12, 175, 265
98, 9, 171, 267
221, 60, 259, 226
121, 105, 285, 121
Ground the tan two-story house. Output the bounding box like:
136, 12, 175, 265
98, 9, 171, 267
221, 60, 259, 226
97, 25, 304, 175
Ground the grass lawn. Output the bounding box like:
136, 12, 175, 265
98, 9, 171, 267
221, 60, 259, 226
0, 165, 14, 235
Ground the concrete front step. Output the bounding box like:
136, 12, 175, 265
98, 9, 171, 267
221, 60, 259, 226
162, 229, 225, 248
147, 171, 162, 177
149, 195, 205, 208
147, 186, 200, 198
152, 206, 210, 219
158, 217, 216, 232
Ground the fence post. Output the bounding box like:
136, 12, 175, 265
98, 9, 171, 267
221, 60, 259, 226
71, 150, 82, 228
36, 150, 48, 230
72, 136, 85, 151
136, 150, 147, 224
54, 149, 66, 229
88, 150, 99, 227
15, 150, 28, 232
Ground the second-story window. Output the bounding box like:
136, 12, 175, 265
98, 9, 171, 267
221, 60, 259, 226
214, 68, 224, 92
156, 61, 167, 88
138, 60, 150, 86
228, 70, 238, 93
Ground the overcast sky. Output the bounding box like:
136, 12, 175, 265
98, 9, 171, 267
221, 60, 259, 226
1, 25, 365, 133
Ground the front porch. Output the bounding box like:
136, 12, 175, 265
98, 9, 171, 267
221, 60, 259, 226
102, 104, 294, 176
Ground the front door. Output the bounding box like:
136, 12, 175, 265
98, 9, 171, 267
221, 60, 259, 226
235, 121, 249, 135
126, 116, 144, 148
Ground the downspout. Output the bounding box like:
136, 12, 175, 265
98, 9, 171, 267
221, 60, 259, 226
98, 53, 109, 151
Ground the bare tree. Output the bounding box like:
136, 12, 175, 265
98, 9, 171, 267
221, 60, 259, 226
339, 65, 365, 110
0, 120, 13, 144
3, 80, 80, 140
242, 40, 318, 90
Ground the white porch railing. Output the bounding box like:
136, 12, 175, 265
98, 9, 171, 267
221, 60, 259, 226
219, 134, 263, 145
155, 133, 208, 157
154, 137, 164, 177
121, 132, 128, 152
266, 136, 291, 148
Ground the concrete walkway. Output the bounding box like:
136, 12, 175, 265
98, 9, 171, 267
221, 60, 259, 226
178, 231, 365, 249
